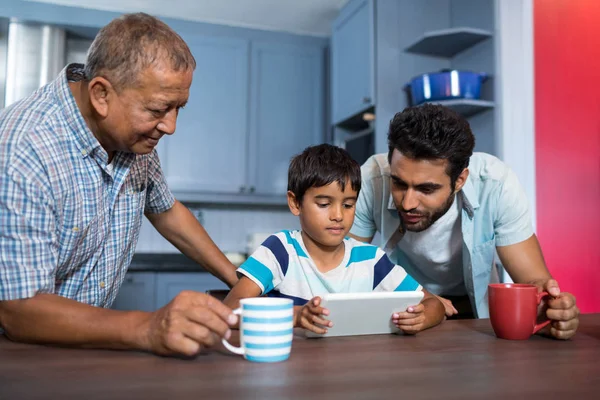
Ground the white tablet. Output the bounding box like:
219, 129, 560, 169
305, 291, 424, 338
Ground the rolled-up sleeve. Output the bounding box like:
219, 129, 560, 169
351, 159, 378, 239
0, 168, 57, 300
493, 167, 534, 246
144, 149, 175, 214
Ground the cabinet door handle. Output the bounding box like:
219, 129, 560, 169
239, 186, 246, 193
363, 96, 372, 104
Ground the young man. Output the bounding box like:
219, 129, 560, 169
224, 144, 445, 335
0, 13, 238, 357
350, 104, 579, 339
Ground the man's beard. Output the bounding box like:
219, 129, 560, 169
400, 192, 456, 233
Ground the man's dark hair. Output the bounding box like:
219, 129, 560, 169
288, 144, 361, 204
387, 104, 475, 187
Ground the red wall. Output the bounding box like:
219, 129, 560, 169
535, 0, 600, 313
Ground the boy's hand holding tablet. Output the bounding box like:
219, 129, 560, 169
294, 296, 332, 334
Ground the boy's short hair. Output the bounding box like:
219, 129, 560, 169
288, 144, 361, 204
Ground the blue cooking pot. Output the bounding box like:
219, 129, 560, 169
406, 70, 488, 105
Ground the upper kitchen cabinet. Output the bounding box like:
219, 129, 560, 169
248, 42, 324, 197
163, 38, 325, 203
331, 0, 375, 125
160, 34, 250, 195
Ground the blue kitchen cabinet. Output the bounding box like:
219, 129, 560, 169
111, 272, 156, 312
158, 36, 325, 202
331, 0, 375, 124
248, 42, 324, 196
161, 35, 250, 195
154, 272, 229, 309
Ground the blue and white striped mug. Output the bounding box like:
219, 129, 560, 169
222, 298, 294, 363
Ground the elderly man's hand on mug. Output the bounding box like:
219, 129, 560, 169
140, 291, 238, 356
532, 278, 579, 340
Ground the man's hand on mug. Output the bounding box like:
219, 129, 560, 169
139, 291, 238, 356
435, 295, 458, 318
532, 278, 579, 340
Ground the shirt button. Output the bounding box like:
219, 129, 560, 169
72, 226, 79, 232
81, 150, 88, 156
100, 281, 106, 289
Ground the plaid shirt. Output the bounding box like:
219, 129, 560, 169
0, 64, 174, 308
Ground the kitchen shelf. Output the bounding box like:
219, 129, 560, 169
405, 27, 492, 58
422, 99, 494, 118
420, 99, 495, 117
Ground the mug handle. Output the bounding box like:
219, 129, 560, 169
221, 308, 245, 355
532, 291, 551, 334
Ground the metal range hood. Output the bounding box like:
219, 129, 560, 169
0, 18, 66, 108
0, 19, 8, 110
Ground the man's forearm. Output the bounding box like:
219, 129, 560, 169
497, 235, 552, 284
0, 294, 150, 350
148, 201, 238, 287
173, 227, 238, 288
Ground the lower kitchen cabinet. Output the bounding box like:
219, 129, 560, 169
111, 272, 228, 312
111, 272, 156, 312
154, 272, 229, 309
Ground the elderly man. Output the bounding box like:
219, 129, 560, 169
0, 13, 238, 356
350, 104, 579, 339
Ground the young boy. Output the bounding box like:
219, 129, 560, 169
224, 144, 445, 334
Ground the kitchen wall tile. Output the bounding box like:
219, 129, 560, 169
135, 205, 299, 254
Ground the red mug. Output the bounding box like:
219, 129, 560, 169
488, 283, 551, 340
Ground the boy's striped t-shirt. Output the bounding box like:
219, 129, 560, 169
237, 230, 422, 305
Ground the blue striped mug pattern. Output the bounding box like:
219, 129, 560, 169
222, 298, 294, 363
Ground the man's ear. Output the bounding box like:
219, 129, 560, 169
287, 191, 301, 216
88, 77, 113, 118
454, 168, 469, 193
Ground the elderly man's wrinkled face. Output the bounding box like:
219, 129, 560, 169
101, 62, 193, 155
389, 149, 468, 232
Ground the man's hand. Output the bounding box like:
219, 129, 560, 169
140, 291, 238, 356
392, 303, 428, 334
436, 295, 458, 318
294, 296, 332, 334
497, 235, 579, 339
533, 279, 579, 340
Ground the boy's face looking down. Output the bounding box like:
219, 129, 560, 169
287, 179, 358, 252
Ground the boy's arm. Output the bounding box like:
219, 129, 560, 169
222, 277, 262, 330
420, 290, 446, 329
223, 276, 262, 310
393, 289, 445, 334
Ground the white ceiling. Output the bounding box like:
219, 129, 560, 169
25, 0, 349, 37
